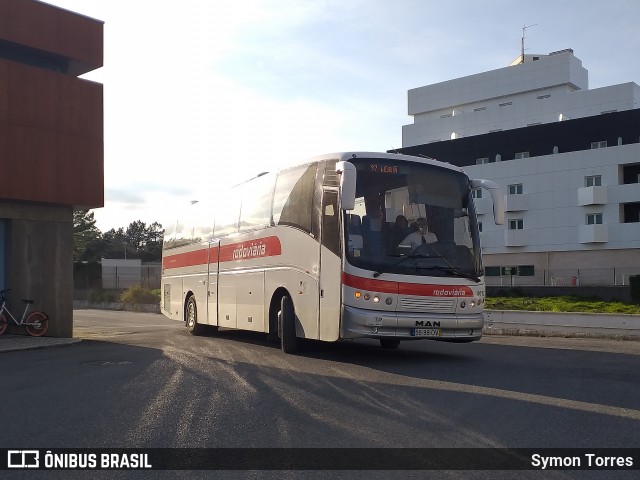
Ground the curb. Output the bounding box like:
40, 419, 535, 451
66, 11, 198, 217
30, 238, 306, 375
0, 336, 81, 353
483, 309, 640, 340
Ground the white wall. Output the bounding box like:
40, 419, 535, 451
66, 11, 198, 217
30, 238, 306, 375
466, 143, 640, 255
403, 51, 640, 146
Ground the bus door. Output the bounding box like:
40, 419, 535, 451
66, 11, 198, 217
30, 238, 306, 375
207, 240, 220, 326
318, 189, 342, 341
217, 238, 237, 329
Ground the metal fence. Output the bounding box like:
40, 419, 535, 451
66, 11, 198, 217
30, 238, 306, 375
486, 267, 640, 287
74, 264, 161, 290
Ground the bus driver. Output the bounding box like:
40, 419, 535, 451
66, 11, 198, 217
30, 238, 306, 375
400, 217, 437, 250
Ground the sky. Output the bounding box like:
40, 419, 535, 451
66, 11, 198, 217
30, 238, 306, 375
44, 0, 640, 233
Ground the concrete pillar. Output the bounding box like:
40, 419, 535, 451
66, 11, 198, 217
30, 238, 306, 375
1, 203, 73, 337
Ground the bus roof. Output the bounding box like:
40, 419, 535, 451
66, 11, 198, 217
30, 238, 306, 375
279, 151, 466, 174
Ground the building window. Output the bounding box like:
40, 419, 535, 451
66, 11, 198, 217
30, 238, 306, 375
621, 163, 640, 184
586, 213, 603, 225
518, 265, 535, 276
508, 184, 523, 195
485, 266, 500, 276
475, 157, 490, 165
591, 141, 607, 149
514, 152, 529, 159
486, 265, 534, 276
472, 188, 483, 199
499, 102, 512, 107
509, 219, 524, 230
474, 106, 487, 112
622, 203, 640, 223
585, 175, 602, 187
478, 222, 483, 232
537, 94, 551, 99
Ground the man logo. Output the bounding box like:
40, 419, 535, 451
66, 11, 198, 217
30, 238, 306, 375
8, 450, 39, 468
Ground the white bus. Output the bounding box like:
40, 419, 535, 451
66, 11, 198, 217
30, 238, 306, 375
161, 152, 504, 353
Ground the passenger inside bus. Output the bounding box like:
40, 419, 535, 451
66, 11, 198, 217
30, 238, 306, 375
390, 214, 413, 248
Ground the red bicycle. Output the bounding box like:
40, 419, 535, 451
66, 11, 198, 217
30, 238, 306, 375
0, 288, 49, 337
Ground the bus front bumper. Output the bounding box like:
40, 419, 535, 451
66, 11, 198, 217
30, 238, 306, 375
341, 304, 483, 343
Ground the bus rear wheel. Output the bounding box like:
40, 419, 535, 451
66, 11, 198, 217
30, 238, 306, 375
380, 338, 400, 349
186, 296, 205, 336
279, 295, 297, 354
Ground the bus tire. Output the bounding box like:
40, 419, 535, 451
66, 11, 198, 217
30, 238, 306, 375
279, 295, 297, 354
380, 338, 400, 349
186, 296, 205, 336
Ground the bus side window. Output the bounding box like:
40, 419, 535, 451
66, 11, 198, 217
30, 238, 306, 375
169, 221, 191, 249
273, 164, 317, 233
321, 191, 341, 257
163, 221, 177, 249
213, 193, 241, 238
239, 173, 275, 232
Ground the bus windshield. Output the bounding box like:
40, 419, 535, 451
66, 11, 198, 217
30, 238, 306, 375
344, 158, 482, 280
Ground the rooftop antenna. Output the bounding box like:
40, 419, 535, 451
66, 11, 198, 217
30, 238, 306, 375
521, 23, 538, 63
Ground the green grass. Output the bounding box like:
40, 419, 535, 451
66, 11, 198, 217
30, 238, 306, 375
485, 296, 640, 314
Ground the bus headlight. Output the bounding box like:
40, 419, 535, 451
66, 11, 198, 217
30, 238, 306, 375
373, 296, 380, 303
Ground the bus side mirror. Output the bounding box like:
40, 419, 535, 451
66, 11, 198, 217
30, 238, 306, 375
471, 179, 505, 225
336, 161, 357, 210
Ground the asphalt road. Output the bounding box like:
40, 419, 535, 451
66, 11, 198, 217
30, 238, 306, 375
2, 309, 639, 479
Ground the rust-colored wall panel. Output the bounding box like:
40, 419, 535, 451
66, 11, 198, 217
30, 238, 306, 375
56, 10, 103, 76
0, 0, 103, 75
0, 124, 59, 203
8, 61, 58, 131
0, 61, 8, 123
58, 75, 103, 140
0, 123, 103, 207
57, 133, 104, 208
0, 1, 103, 209
0, 124, 8, 169
0, 0, 57, 54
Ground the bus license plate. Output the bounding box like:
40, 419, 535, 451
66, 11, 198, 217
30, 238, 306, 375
411, 328, 441, 337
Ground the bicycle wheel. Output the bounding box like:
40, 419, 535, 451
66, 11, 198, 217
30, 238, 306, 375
25, 311, 48, 337
0, 313, 7, 335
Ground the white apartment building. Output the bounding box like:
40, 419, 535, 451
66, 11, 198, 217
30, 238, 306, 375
398, 49, 640, 286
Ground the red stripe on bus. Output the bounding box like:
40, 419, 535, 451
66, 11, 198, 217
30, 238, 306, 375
218, 236, 282, 262
162, 248, 212, 270
163, 236, 282, 270
341, 273, 474, 297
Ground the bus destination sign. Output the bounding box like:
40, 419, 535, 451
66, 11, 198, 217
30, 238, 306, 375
369, 163, 399, 174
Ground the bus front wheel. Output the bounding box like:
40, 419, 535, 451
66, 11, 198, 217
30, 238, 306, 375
186, 296, 205, 336
279, 295, 298, 354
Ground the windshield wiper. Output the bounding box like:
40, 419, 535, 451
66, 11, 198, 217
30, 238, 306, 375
372, 253, 432, 278
418, 265, 481, 283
